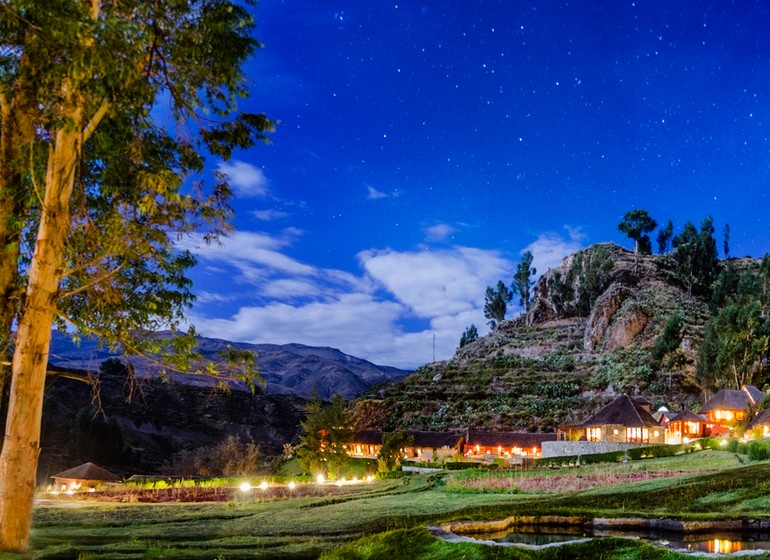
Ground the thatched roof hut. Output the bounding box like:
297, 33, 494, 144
51, 462, 121, 490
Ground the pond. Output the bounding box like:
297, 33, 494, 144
453, 525, 770, 554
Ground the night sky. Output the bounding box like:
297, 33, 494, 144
185, 1, 770, 369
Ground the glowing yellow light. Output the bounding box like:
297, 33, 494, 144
50, 491, 60, 496
316, 474, 325, 485
288, 481, 296, 490
720, 439, 728, 446
65, 490, 74, 496
88, 487, 96, 493
351, 477, 359, 484
336, 478, 345, 487
259, 481, 269, 491
239, 482, 252, 492
366, 475, 374, 482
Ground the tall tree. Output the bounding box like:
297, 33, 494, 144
459, 324, 479, 348
656, 220, 673, 254
698, 302, 770, 390
760, 254, 770, 312
484, 280, 512, 330
723, 223, 731, 259
377, 431, 414, 472
0, 1, 271, 551
512, 250, 537, 321
671, 216, 719, 297
296, 393, 355, 480
618, 209, 657, 270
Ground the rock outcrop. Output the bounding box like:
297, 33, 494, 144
357, 243, 723, 434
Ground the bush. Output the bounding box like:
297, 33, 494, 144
749, 441, 770, 461
167, 436, 261, 477
533, 450, 626, 468
444, 461, 481, 471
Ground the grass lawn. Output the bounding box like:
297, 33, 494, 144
12, 451, 770, 559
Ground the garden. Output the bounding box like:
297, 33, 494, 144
8, 448, 770, 559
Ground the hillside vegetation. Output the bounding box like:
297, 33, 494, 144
356, 241, 770, 432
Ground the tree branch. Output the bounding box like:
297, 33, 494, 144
58, 262, 126, 300
82, 99, 110, 143
46, 369, 97, 386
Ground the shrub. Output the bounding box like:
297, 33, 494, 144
167, 436, 261, 477
749, 441, 770, 461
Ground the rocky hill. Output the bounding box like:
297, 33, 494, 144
354, 243, 762, 433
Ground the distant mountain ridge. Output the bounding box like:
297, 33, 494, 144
48, 332, 411, 399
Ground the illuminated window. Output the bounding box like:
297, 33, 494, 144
626, 427, 649, 442
587, 427, 602, 442
715, 410, 735, 422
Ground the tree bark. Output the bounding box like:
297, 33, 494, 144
0, 103, 81, 552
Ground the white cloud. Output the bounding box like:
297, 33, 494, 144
366, 184, 387, 199
189, 294, 413, 366
195, 291, 237, 304
358, 247, 511, 318
424, 223, 456, 242
188, 229, 513, 368
252, 209, 290, 221
261, 279, 323, 298
217, 161, 269, 197
523, 226, 586, 274
191, 230, 313, 279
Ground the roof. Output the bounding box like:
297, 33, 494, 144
351, 430, 383, 445
466, 431, 556, 448
51, 462, 121, 482
749, 408, 770, 428
350, 430, 464, 449
700, 386, 765, 414
408, 431, 464, 449
669, 409, 707, 423
576, 395, 661, 429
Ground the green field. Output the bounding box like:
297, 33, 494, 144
10, 451, 770, 559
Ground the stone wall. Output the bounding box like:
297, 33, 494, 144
541, 441, 639, 458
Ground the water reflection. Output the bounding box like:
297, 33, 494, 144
461, 526, 770, 553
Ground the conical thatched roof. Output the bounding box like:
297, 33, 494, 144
576, 395, 660, 428
700, 385, 765, 414
669, 409, 706, 423
749, 408, 770, 428
51, 462, 121, 482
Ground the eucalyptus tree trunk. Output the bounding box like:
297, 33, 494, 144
0, 100, 82, 552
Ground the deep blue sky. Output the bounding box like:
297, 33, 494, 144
185, 1, 770, 369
